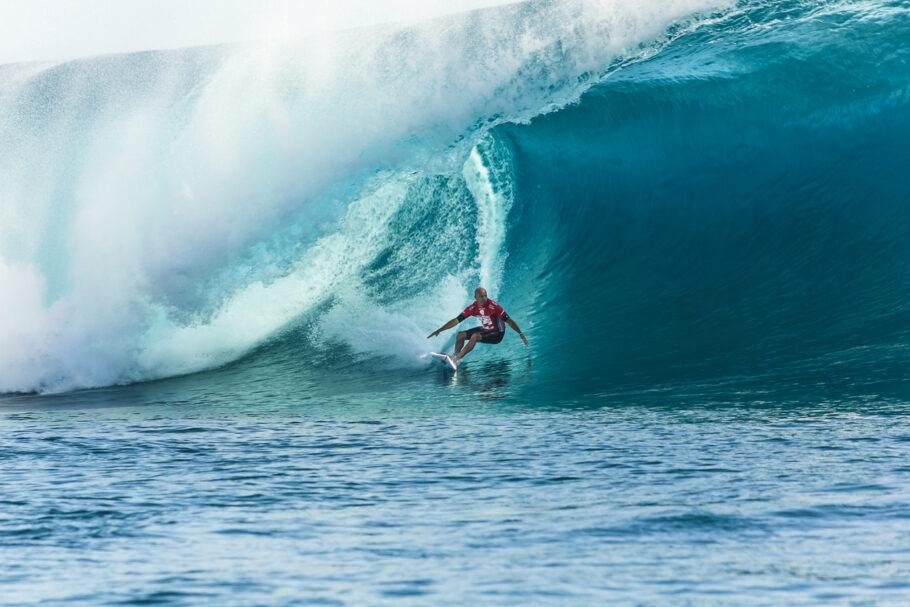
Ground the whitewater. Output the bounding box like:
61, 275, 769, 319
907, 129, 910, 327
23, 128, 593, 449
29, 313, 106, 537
0, 0, 726, 393
3, 0, 910, 604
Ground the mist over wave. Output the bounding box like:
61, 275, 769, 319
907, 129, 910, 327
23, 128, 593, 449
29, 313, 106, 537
3, 0, 908, 397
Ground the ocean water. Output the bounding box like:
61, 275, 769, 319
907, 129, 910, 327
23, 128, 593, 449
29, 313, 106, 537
2, 0, 910, 604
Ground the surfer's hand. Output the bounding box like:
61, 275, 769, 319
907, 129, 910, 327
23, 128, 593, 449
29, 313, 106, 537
520, 333, 529, 346
427, 330, 439, 339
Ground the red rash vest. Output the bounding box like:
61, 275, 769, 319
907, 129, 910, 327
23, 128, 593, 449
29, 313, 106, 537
458, 299, 510, 332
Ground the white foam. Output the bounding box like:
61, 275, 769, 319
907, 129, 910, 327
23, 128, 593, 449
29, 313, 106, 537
463, 134, 514, 294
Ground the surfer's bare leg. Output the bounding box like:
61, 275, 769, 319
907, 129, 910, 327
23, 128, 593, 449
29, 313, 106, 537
455, 331, 467, 356
455, 333, 482, 363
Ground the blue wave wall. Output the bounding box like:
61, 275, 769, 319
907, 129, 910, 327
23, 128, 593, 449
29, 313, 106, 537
1, 0, 908, 396
496, 0, 910, 394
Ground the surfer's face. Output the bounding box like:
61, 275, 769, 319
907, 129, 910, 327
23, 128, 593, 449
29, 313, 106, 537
474, 289, 488, 306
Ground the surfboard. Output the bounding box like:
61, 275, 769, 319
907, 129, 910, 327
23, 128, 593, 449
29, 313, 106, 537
429, 352, 457, 370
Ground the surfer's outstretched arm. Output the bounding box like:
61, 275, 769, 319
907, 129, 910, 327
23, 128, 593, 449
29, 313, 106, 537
505, 318, 529, 346
428, 318, 459, 339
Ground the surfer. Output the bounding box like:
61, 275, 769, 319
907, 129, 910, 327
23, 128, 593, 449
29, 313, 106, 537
427, 287, 529, 364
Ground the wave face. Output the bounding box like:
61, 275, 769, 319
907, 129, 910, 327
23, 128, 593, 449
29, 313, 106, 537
501, 0, 910, 396
1, 0, 908, 397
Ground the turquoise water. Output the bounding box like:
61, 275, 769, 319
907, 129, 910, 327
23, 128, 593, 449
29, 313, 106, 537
3, 0, 910, 603
3, 389, 910, 605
